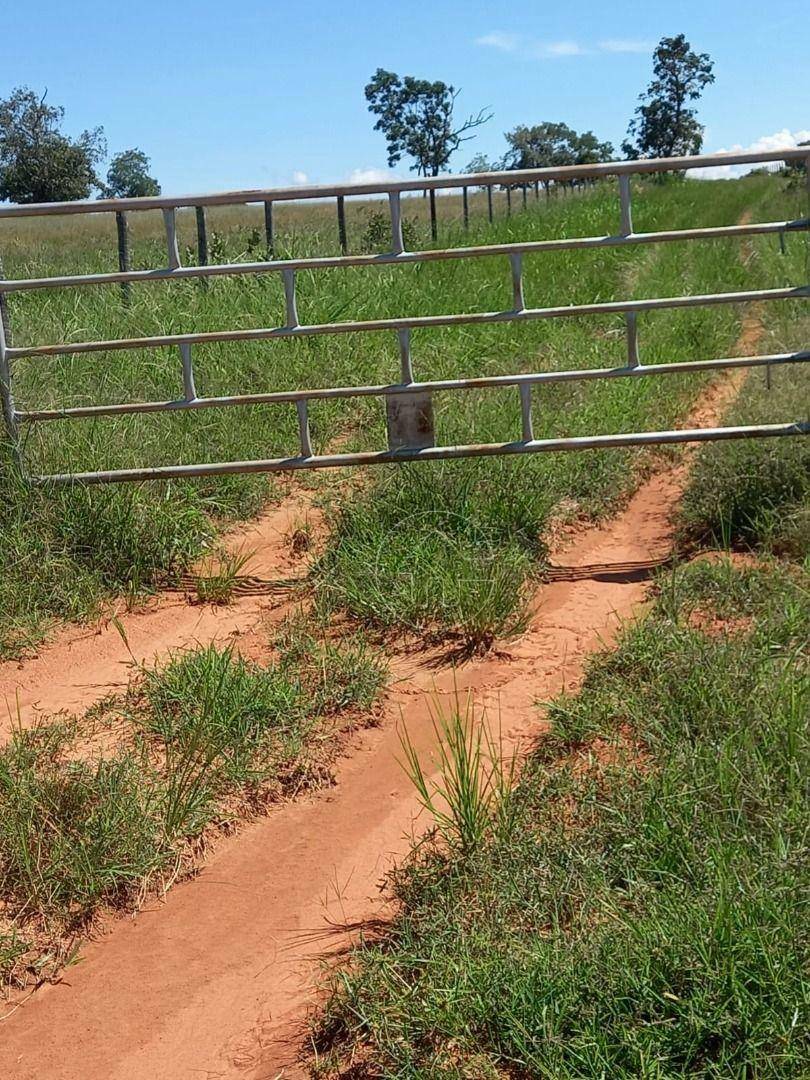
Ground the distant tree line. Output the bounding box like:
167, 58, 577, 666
0, 35, 733, 208
366, 35, 719, 184
0, 86, 160, 203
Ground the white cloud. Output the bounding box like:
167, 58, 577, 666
692, 129, 810, 179
475, 31, 518, 51
476, 35, 651, 60
291, 170, 309, 185
346, 167, 402, 185
535, 40, 589, 58
598, 38, 651, 53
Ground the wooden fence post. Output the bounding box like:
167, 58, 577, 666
115, 210, 131, 303
337, 195, 348, 254
195, 206, 209, 288
428, 189, 437, 241
264, 201, 274, 258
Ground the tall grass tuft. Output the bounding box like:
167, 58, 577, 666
399, 692, 517, 855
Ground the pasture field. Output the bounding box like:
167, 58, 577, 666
1, 174, 805, 657
0, 172, 807, 1001
312, 358, 809, 1079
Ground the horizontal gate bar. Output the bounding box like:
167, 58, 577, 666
31, 422, 809, 485
2, 218, 807, 293
9, 286, 808, 359
1, 146, 807, 217
18, 350, 810, 424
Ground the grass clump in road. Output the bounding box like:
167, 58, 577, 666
313, 555, 808, 1078
0, 622, 386, 990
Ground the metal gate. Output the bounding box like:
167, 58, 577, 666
0, 147, 807, 485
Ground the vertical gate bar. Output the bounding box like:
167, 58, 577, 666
296, 399, 312, 457
195, 205, 209, 266
429, 188, 437, 241
397, 327, 413, 384
522, 184, 528, 209
519, 383, 534, 442
388, 191, 404, 254
625, 311, 640, 367
337, 195, 348, 255
618, 174, 633, 236
778, 231, 786, 255
263, 200, 275, 258
162, 207, 182, 270
487, 184, 494, 224
534, 180, 540, 200
0, 252, 11, 347
509, 252, 525, 311
115, 210, 131, 303
179, 343, 197, 401
506, 185, 512, 216
0, 311, 22, 469
462, 185, 469, 229
282, 268, 299, 327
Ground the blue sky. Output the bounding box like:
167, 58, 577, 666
3, 0, 807, 193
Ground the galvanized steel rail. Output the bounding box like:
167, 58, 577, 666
0, 147, 808, 485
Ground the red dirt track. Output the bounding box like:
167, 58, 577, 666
0, 351, 753, 1075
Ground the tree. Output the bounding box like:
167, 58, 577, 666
365, 69, 491, 179
465, 152, 500, 175
503, 123, 613, 193
0, 87, 105, 203
366, 68, 491, 239
104, 148, 160, 198
622, 35, 714, 160
504, 122, 613, 170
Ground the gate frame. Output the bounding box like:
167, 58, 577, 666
0, 147, 807, 484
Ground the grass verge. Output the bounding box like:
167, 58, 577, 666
0, 619, 386, 991
679, 317, 808, 559
314, 554, 808, 1078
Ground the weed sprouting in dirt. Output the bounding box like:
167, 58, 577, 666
190, 546, 254, 605
399, 691, 518, 855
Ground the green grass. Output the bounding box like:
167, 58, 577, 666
679, 360, 809, 558
0, 620, 386, 989
313, 176, 807, 648
2, 174, 805, 656
313, 556, 809, 1078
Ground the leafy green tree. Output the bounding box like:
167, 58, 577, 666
465, 152, 500, 175
503, 123, 613, 193
365, 69, 491, 178
104, 148, 160, 198
366, 68, 491, 239
0, 87, 105, 203
622, 35, 715, 160
504, 122, 613, 170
